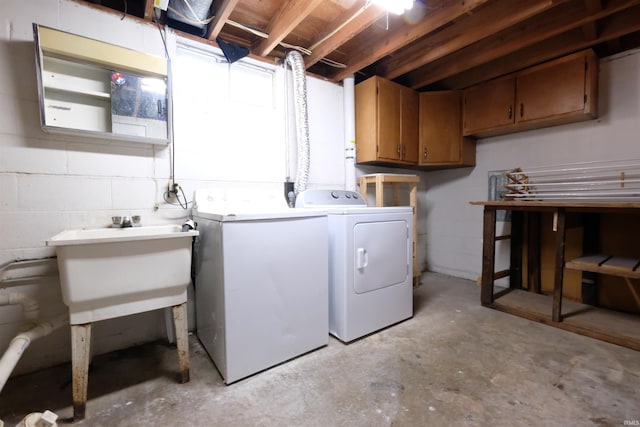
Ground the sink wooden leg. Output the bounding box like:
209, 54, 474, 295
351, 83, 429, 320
71, 323, 92, 421
172, 303, 190, 383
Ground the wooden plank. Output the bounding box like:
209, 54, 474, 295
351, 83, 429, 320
253, 0, 324, 56
206, 0, 242, 41
490, 289, 640, 350
470, 200, 640, 209
328, 0, 490, 82
566, 255, 640, 278
144, 0, 154, 21
442, 3, 640, 89
407, 0, 640, 89
305, 2, 385, 68
379, 0, 570, 80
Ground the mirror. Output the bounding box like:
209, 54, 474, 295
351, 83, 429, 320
33, 24, 171, 145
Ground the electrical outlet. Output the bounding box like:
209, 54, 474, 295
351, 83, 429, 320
168, 179, 179, 196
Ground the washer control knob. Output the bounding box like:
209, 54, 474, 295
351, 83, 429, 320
331, 191, 339, 199
352, 193, 359, 199
345, 193, 351, 199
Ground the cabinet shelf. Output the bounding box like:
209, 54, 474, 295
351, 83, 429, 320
44, 83, 110, 99
566, 254, 640, 279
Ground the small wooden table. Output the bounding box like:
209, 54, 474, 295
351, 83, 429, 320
359, 173, 420, 285
471, 200, 640, 351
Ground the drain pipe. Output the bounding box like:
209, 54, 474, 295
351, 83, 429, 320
0, 311, 68, 392
0, 293, 68, 393
343, 75, 356, 191
285, 50, 310, 197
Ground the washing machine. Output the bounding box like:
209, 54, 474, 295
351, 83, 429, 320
295, 189, 413, 342
193, 188, 329, 384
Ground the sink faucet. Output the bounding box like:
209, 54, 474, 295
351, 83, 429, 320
111, 215, 141, 228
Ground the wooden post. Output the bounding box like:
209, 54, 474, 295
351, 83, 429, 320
509, 210, 523, 289
527, 212, 541, 293
481, 207, 497, 305
552, 208, 567, 322
71, 323, 92, 421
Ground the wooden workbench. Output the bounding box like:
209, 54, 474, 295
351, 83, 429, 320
471, 200, 640, 351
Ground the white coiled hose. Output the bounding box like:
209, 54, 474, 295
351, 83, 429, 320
285, 50, 310, 196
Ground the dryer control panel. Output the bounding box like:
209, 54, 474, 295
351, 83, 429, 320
296, 189, 366, 207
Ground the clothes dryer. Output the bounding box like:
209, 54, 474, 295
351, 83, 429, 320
296, 189, 413, 342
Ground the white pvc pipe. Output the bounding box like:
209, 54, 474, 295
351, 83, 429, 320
0, 313, 69, 392
343, 75, 356, 191
0, 293, 39, 330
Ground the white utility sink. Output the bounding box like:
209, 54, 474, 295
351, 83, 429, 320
46, 224, 198, 420
46, 224, 198, 324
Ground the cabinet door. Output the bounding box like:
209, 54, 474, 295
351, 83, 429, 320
355, 77, 379, 163
419, 91, 474, 166
463, 77, 515, 136
516, 53, 589, 123
377, 77, 402, 161
400, 86, 419, 163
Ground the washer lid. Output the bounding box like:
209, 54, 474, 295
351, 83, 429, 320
194, 207, 327, 222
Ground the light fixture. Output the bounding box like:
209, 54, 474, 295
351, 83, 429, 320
372, 0, 414, 15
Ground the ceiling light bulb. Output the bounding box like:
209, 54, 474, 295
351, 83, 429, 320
373, 0, 414, 15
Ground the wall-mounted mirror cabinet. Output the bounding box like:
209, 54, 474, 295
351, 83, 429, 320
33, 24, 171, 145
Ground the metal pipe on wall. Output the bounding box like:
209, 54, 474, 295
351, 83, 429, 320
343, 75, 356, 191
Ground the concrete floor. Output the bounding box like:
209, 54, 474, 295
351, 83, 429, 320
1, 272, 639, 426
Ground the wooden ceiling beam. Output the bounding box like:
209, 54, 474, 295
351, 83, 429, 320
304, 2, 386, 69
252, 0, 324, 57
581, 0, 602, 40
207, 0, 242, 41
327, 0, 491, 82
440, 4, 640, 89
378, 0, 570, 80
406, 0, 640, 89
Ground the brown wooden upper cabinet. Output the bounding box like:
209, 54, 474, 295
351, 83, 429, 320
355, 76, 418, 165
463, 49, 598, 138
419, 91, 475, 167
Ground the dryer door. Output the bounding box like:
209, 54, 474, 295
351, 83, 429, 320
353, 220, 409, 294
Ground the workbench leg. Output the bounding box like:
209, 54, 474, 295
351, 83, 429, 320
509, 211, 524, 289
71, 323, 92, 421
527, 212, 541, 293
481, 208, 497, 305
552, 209, 567, 322
172, 303, 190, 384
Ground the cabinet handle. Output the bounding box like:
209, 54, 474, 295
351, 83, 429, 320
402, 145, 406, 158
520, 103, 524, 118
397, 143, 401, 155
508, 106, 512, 120
423, 148, 428, 159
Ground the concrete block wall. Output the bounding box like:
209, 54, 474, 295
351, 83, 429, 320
0, 0, 346, 375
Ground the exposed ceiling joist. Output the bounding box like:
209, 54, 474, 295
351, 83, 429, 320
78, 0, 640, 91
440, 4, 640, 89
206, 0, 241, 41
406, 0, 640, 89
377, 0, 571, 80
304, 1, 385, 69
253, 0, 324, 57
328, 0, 491, 82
